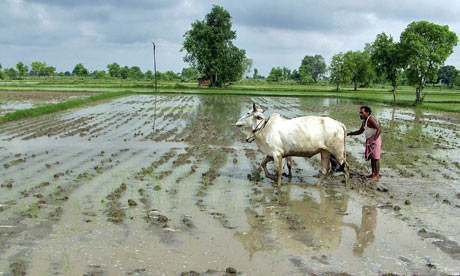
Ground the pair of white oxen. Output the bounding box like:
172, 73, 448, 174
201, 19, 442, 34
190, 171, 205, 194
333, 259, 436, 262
235, 104, 350, 186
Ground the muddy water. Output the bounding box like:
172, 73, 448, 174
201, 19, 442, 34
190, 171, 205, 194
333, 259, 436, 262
1, 94, 460, 275
0, 91, 95, 116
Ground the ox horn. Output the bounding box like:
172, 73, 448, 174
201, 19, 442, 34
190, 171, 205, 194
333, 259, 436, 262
252, 103, 256, 112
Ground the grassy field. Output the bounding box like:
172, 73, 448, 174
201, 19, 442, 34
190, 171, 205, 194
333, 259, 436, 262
1, 79, 460, 123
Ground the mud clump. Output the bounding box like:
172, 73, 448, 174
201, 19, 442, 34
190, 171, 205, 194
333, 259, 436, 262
128, 199, 138, 207
10, 259, 27, 276
226, 267, 237, 274
144, 210, 169, 228
182, 216, 194, 228
1, 182, 13, 188
83, 264, 104, 276
181, 271, 200, 276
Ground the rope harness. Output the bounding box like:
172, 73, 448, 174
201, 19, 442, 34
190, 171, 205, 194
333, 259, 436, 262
246, 117, 269, 143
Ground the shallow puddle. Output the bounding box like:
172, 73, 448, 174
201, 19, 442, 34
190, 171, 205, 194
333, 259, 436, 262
0, 94, 459, 275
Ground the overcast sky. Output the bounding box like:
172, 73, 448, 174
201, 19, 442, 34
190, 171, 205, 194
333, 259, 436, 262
1, 0, 460, 76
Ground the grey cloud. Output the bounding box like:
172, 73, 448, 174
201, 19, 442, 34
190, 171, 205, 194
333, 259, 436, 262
2, 0, 460, 76
24, 0, 179, 9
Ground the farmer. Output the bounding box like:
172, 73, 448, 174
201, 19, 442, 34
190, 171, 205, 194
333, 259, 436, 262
347, 106, 382, 180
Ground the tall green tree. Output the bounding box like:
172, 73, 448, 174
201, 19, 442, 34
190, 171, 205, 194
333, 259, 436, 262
16, 62, 28, 78
343, 50, 374, 91
329, 53, 351, 91
370, 33, 405, 103
107, 62, 121, 78
72, 63, 89, 77
182, 5, 246, 87
300, 55, 327, 82
298, 65, 314, 84
437, 65, 459, 87
400, 21, 458, 103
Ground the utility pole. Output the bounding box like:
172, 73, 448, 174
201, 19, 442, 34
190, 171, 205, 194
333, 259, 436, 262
151, 42, 158, 138
152, 42, 157, 92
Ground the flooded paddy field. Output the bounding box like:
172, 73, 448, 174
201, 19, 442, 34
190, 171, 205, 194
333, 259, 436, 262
1, 94, 460, 275
0, 91, 96, 116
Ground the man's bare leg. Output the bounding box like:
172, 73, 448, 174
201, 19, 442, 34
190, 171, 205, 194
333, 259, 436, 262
374, 159, 380, 179
367, 159, 376, 178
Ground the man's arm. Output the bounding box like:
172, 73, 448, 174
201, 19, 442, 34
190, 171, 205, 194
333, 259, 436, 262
347, 121, 365, 136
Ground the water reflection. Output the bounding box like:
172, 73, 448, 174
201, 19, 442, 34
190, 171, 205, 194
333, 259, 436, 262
235, 187, 349, 259
344, 205, 377, 256
184, 95, 243, 146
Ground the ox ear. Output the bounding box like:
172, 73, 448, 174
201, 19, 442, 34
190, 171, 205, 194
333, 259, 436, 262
252, 103, 256, 112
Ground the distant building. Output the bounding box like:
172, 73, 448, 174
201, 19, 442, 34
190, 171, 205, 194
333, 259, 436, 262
197, 77, 211, 88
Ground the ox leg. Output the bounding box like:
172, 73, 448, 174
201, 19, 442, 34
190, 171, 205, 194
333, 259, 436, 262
316, 151, 331, 186
344, 161, 350, 188
273, 155, 283, 186
287, 157, 292, 178
259, 156, 276, 180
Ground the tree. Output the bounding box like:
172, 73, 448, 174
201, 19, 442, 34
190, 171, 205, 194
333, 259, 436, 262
267, 67, 284, 82
163, 71, 181, 81
400, 21, 458, 103
252, 68, 258, 79
329, 53, 351, 91
94, 70, 107, 79
182, 5, 246, 87
144, 70, 154, 80
5, 68, 18, 79
370, 33, 405, 103
343, 51, 374, 91
181, 67, 199, 81
72, 63, 89, 77
44, 65, 56, 76
30, 61, 47, 76
129, 66, 144, 79
119, 66, 129, 79
298, 65, 314, 84
437, 65, 459, 87
0, 64, 4, 79
16, 62, 28, 78
300, 55, 327, 82
241, 57, 253, 79
107, 62, 121, 78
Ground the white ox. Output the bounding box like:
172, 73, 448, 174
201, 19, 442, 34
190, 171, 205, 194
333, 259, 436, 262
235, 104, 349, 186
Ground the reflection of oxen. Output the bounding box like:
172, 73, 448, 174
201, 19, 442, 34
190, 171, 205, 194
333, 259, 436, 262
234, 187, 349, 258
235, 104, 349, 186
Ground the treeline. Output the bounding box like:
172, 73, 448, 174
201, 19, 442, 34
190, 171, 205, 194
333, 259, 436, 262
263, 21, 458, 103
0, 61, 201, 82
